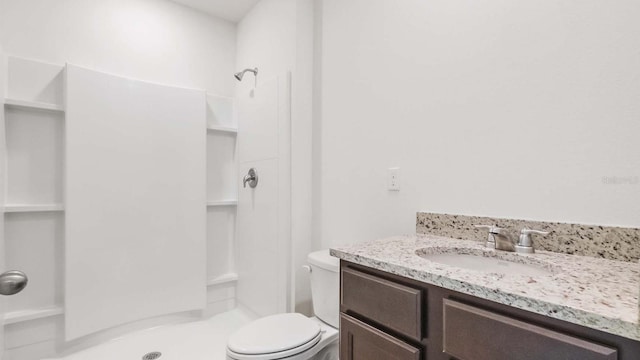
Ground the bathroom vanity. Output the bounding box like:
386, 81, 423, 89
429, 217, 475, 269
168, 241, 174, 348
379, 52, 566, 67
331, 235, 640, 360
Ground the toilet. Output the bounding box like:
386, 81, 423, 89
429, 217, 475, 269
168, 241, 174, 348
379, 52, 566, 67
226, 250, 340, 360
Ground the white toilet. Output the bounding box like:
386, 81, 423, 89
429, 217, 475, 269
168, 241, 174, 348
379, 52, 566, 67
226, 250, 340, 360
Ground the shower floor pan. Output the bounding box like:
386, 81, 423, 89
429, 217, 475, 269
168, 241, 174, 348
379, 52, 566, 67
44, 309, 255, 360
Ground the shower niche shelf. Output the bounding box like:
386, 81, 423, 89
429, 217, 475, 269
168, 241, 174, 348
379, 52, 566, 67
4, 98, 65, 113
4, 204, 65, 213
205, 93, 238, 313
207, 200, 238, 207
2, 57, 67, 341
4, 104, 64, 212
207, 125, 238, 134
207, 272, 238, 287
4, 306, 64, 325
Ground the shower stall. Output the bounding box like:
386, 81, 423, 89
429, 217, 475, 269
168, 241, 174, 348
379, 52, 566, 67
0, 54, 292, 360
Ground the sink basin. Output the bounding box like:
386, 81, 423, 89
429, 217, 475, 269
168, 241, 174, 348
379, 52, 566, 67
416, 249, 554, 277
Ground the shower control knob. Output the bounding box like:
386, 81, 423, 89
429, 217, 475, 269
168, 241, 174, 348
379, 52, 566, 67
0, 270, 28, 296
243, 168, 259, 189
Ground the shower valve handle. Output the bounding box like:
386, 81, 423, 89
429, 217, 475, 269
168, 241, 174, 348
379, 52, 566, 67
243, 168, 259, 189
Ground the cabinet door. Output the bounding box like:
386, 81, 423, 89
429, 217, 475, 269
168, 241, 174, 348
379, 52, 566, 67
340, 314, 422, 360
443, 299, 617, 360
341, 268, 423, 340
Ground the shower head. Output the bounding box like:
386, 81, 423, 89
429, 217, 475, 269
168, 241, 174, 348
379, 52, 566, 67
234, 68, 258, 81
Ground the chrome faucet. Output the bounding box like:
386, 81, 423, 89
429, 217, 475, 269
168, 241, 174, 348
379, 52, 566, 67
474, 225, 500, 248
475, 225, 549, 254
489, 226, 517, 252
474, 225, 517, 250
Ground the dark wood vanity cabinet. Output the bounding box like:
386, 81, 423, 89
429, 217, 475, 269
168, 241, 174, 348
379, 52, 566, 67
340, 261, 640, 360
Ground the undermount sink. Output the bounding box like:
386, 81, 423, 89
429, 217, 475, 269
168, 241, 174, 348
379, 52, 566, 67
416, 248, 554, 277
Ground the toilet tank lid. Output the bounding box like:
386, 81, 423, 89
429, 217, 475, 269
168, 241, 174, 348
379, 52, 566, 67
308, 249, 339, 272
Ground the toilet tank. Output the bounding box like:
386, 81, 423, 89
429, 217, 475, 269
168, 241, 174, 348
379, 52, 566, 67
307, 250, 340, 328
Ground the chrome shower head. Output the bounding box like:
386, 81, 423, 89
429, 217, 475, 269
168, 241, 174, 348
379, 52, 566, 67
234, 68, 258, 81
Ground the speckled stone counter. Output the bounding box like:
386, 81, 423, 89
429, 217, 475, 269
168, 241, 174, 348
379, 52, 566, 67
417, 212, 640, 262
331, 234, 640, 341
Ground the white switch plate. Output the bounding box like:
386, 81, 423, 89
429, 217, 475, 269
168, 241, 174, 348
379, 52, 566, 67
388, 167, 400, 191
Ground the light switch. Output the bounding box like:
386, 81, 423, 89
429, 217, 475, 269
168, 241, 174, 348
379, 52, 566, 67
388, 168, 400, 191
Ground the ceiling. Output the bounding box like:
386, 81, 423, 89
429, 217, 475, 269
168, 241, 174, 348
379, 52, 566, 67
171, 0, 261, 22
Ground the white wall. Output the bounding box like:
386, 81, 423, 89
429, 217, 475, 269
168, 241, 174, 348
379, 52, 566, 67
236, 0, 315, 315
318, 0, 640, 248
0, 0, 236, 96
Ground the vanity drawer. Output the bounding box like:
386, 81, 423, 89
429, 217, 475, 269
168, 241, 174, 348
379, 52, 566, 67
340, 314, 422, 360
443, 299, 618, 360
341, 267, 422, 340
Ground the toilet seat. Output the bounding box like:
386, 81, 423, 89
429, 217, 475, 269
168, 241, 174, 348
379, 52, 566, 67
227, 313, 322, 360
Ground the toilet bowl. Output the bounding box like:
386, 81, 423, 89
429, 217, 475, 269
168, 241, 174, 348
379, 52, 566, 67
226, 314, 338, 360
226, 250, 339, 360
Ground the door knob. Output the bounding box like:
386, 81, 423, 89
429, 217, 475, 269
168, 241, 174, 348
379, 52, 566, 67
0, 270, 28, 296
243, 168, 258, 189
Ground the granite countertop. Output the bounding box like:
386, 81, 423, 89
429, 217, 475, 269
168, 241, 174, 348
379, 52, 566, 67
330, 234, 640, 341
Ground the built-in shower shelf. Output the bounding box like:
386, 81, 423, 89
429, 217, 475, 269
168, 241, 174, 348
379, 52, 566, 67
4, 306, 64, 325
207, 200, 238, 207
4, 204, 65, 213
207, 273, 238, 287
206, 125, 238, 134
4, 98, 65, 112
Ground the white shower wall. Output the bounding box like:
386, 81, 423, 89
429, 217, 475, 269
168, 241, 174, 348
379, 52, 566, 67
236, 74, 291, 317
65, 65, 207, 340
235, 0, 316, 316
